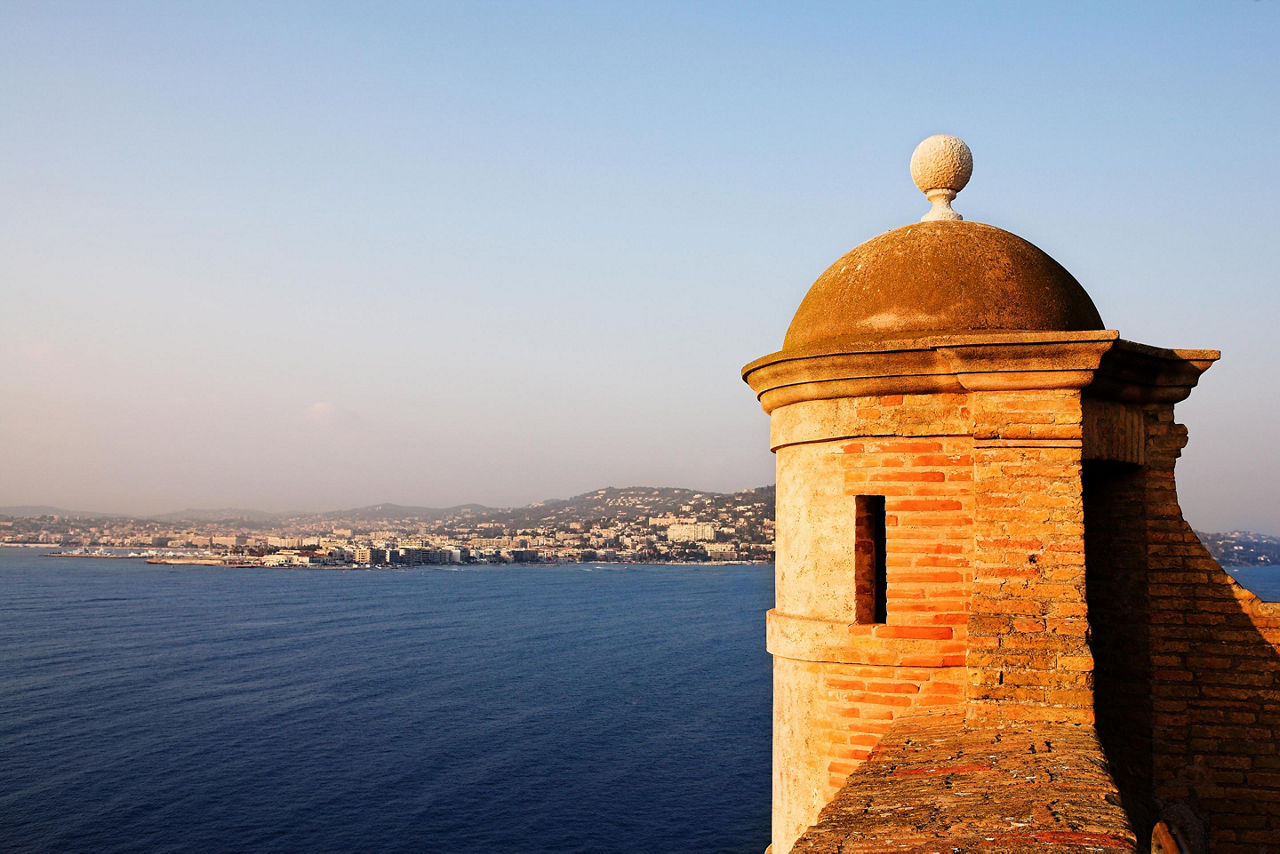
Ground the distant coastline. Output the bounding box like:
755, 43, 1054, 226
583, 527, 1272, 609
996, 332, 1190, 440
34, 546, 770, 570
4, 485, 1277, 572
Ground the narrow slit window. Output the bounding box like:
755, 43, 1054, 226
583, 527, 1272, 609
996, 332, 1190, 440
854, 495, 887, 624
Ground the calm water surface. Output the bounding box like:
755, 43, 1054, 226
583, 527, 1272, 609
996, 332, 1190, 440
0, 551, 773, 853
1225, 565, 1280, 602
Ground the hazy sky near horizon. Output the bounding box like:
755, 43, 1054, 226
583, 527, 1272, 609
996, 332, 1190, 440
2, 2, 1277, 531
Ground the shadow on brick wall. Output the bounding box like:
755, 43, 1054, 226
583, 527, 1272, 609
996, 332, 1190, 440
1085, 456, 1280, 853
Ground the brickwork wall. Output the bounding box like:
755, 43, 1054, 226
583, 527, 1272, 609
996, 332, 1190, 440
966, 389, 1095, 725
772, 658, 966, 811
1143, 408, 1280, 851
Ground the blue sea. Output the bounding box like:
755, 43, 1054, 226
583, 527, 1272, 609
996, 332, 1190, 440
0, 550, 773, 853
1224, 565, 1280, 602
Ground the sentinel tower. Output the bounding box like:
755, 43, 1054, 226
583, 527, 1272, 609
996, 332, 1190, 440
744, 137, 1280, 853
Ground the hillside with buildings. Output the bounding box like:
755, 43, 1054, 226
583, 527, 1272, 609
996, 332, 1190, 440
0, 486, 776, 566
1194, 530, 1280, 567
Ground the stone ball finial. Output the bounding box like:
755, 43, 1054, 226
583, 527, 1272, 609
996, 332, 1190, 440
910, 134, 972, 222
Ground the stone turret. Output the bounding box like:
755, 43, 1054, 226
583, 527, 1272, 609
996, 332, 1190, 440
744, 137, 1280, 853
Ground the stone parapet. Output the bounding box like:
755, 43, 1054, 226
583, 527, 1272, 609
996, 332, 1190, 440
788, 710, 1138, 853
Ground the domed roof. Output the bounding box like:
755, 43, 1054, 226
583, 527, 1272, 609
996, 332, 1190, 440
781, 135, 1104, 353
782, 220, 1104, 352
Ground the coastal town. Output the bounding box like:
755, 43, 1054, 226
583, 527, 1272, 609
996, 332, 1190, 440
0, 486, 776, 567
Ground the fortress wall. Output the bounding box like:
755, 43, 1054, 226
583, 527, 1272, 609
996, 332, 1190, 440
1144, 408, 1280, 851
1085, 403, 1280, 851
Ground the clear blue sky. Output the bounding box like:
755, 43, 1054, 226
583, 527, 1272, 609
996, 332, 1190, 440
2, 2, 1277, 532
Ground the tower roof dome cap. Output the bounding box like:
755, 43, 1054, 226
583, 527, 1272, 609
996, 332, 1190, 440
781, 136, 1104, 353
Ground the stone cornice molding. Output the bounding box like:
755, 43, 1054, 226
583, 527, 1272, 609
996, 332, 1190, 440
743, 331, 1218, 414
1089, 339, 1219, 404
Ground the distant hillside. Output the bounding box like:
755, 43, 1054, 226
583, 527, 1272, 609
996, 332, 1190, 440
150, 508, 279, 523
1197, 531, 1280, 567
303, 503, 489, 524
285, 486, 776, 529
0, 505, 121, 519
462, 485, 775, 529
